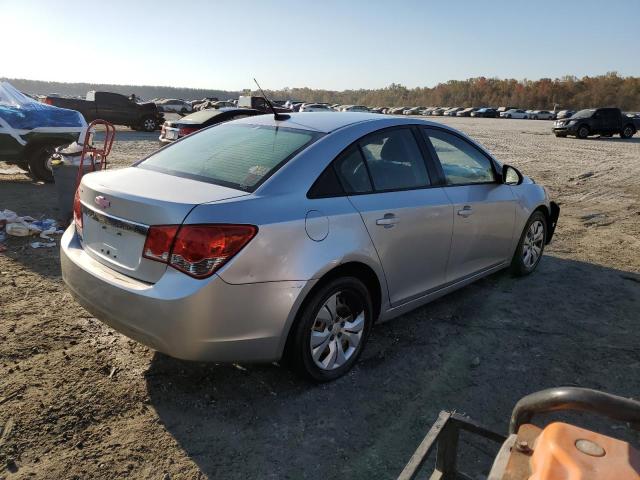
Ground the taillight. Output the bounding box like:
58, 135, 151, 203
143, 225, 179, 262
178, 126, 198, 137
44, 98, 53, 105
142, 224, 257, 279
73, 187, 83, 233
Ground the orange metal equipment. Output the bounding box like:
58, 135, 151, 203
75, 119, 115, 187
527, 422, 640, 480
399, 387, 640, 480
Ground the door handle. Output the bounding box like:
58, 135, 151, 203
376, 213, 398, 227
457, 206, 473, 217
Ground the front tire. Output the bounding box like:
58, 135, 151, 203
577, 125, 589, 139
511, 211, 547, 276
141, 116, 157, 132
286, 277, 373, 382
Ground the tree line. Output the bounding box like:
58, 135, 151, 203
4, 72, 639, 111
261, 72, 640, 111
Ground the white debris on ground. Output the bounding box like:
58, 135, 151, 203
0, 209, 65, 250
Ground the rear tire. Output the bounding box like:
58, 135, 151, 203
27, 143, 58, 182
510, 211, 547, 276
285, 277, 373, 382
621, 125, 635, 139
577, 125, 589, 139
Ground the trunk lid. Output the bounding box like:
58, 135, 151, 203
78, 167, 249, 283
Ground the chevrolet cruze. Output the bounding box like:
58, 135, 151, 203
61, 112, 559, 381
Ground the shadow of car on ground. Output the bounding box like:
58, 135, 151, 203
144, 255, 640, 479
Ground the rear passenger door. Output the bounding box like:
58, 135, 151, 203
422, 128, 516, 283
339, 127, 454, 306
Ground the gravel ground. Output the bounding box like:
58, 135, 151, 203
1, 117, 639, 479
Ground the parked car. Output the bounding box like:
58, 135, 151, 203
1, 81, 86, 182
496, 106, 517, 116
444, 107, 463, 116
44, 91, 164, 132
500, 109, 529, 119
299, 103, 333, 112
388, 106, 409, 115
555, 110, 576, 120
369, 107, 386, 114
342, 105, 369, 112
530, 110, 554, 120
552, 108, 639, 139
430, 107, 448, 116
238, 96, 291, 113
456, 107, 478, 117
470, 108, 498, 118
158, 107, 263, 143
62, 112, 559, 381
156, 99, 193, 114
403, 107, 425, 115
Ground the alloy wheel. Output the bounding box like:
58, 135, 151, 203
309, 291, 365, 371
522, 220, 544, 269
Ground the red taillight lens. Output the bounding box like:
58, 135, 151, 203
142, 224, 257, 279
142, 225, 179, 262
171, 225, 257, 278
73, 187, 83, 233
44, 98, 53, 105
178, 126, 198, 137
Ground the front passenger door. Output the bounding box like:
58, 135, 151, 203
422, 128, 516, 283
340, 128, 454, 306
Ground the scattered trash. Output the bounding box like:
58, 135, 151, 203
0, 208, 64, 247
471, 356, 481, 368
30, 241, 56, 249
6, 223, 30, 237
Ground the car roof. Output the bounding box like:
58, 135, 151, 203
232, 112, 386, 133
233, 111, 460, 134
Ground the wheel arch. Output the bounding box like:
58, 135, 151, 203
532, 203, 559, 244
280, 261, 384, 359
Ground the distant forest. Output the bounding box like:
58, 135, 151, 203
3, 72, 639, 110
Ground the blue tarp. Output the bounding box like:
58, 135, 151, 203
0, 82, 86, 130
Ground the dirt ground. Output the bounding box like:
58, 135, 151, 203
1, 117, 639, 479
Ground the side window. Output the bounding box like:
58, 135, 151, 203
423, 129, 496, 185
358, 128, 430, 191
334, 147, 372, 194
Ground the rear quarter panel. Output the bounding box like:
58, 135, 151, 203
184, 193, 387, 289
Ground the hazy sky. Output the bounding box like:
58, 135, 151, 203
2, 0, 638, 91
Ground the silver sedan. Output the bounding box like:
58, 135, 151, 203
61, 112, 559, 381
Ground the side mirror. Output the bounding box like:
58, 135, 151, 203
503, 164, 523, 185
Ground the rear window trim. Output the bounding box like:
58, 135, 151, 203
136, 123, 324, 193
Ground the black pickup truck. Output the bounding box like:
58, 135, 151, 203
44, 91, 164, 131
552, 107, 639, 139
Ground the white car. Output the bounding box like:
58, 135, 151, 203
530, 110, 554, 120
299, 103, 333, 112
500, 109, 529, 119
342, 105, 369, 112
156, 99, 193, 114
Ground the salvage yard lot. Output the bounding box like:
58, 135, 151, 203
1, 117, 639, 479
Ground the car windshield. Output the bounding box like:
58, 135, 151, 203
572, 109, 595, 119
138, 123, 322, 191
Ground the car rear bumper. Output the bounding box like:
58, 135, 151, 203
60, 226, 314, 362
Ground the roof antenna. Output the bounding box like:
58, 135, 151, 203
253, 78, 290, 121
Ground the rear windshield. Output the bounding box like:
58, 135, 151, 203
138, 123, 321, 191
181, 109, 224, 123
